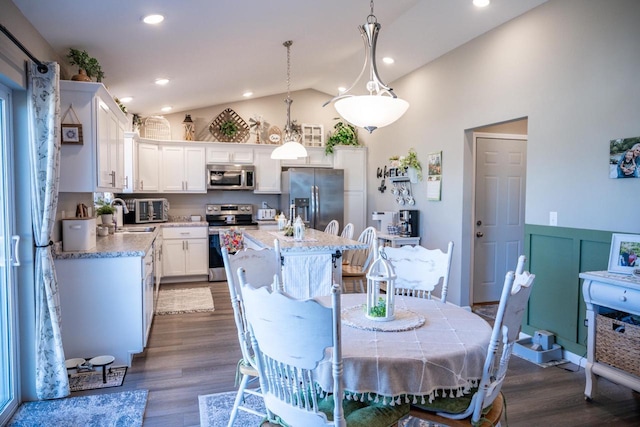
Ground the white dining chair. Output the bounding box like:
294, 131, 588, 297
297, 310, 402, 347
221, 245, 282, 427
238, 269, 410, 427
409, 255, 535, 426
340, 222, 354, 240
342, 226, 377, 293
382, 241, 454, 302
324, 219, 339, 236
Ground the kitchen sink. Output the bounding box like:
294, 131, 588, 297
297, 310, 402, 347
116, 226, 156, 233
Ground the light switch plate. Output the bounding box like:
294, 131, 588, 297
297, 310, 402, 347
549, 211, 558, 226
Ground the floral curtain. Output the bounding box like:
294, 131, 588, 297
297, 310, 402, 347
27, 61, 69, 399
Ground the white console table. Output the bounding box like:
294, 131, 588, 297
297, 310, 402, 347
580, 270, 640, 400
377, 233, 420, 248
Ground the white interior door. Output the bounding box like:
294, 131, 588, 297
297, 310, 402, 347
0, 84, 19, 425
473, 134, 527, 303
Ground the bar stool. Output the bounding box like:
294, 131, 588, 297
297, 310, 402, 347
88, 355, 115, 383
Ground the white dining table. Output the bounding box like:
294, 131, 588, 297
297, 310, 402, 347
314, 294, 492, 404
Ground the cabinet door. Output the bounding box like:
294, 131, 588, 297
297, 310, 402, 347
137, 142, 159, 192
253, 148, 281, 193
281, 147, 332, 168
185, 239, 208, 275
97, 100, 113, 188
184, 146, 206, 192
162, 239, 186, 276
160, 145, 185, 191
333, 146, 366, 191
206, 145, 254, 164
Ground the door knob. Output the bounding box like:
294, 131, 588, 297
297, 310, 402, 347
476, 232, 484, 237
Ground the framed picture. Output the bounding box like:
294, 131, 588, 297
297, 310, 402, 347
61, 123, 83, 144
608, 233, 640, 275
427, 151, 442, 201
609, 136, 640, 179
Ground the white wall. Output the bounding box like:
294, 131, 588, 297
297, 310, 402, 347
365, 0, 640, 305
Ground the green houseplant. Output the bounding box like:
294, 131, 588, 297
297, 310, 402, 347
325, 119, 359, 155
390, 148, 422, 181
67, 48, 104, 82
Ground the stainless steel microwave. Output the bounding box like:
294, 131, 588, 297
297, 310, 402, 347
123, 198, 169, 223
207, 164, 255, 191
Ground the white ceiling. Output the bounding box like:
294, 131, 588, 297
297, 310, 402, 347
13, 0, 546, 117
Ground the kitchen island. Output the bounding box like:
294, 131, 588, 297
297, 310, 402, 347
243, 228, 368, 298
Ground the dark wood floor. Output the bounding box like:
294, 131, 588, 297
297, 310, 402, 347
73, 281, 640, 426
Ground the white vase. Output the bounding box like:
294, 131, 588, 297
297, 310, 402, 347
408, 167, 419, 184
100, 214, 113, 226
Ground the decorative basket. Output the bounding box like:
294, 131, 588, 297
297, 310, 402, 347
143, 116, 171, 140
595, 312, 640, 377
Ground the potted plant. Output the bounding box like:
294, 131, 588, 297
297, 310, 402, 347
390, 148, 422, 182
67, 48, 104, 82
95, 199, 115, 225
325, 119, 359, 155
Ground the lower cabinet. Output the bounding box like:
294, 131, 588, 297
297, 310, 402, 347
55, 248, 154, 367
162, 227, 208, 277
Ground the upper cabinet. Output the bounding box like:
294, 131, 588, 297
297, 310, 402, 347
137, 141, 160, 192
160, 144, 206, 193
281, 147, 333, 168
206, 145, 254, 164
253, 146, 281, 194
59, 81, 127, 192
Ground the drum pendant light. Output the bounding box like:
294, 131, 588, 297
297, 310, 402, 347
323, 0, 409, 133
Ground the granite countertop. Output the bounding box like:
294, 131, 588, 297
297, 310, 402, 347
53, 221, 209, 260
244, 228, 367, 253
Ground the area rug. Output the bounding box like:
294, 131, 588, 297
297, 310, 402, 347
69, 366, 127, 392
156, 287, 214, 315
8, 389, 148, 427
198, 390, 433, 427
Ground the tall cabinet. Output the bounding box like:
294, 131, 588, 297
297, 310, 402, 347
333, 146, 367, 236
59, 81, 127, 192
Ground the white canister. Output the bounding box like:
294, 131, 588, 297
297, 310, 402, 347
62, 217, 97, 251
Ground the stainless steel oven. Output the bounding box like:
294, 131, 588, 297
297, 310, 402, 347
206, 204, 258, 281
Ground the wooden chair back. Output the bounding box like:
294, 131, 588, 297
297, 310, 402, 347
382, 241, 454, 302
239, 269, 344, 427
324, 219, 340, 236
340, 223, 354, 240
345, 226, 377, 270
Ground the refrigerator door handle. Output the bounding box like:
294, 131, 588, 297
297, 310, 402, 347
309, 185, 315, 227
314, 185, 320, 226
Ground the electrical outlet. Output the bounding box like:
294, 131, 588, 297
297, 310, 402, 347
549, 211, 558, 226
262, 201, 268, 209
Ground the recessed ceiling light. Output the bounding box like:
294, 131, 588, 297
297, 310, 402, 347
119, 96, 133, 103
382, 57, 394, 64
338, 87, 347, 93
243, 91, 253, 98
473, 0, 490, 7
161, 106, 172, 112
143, 14, 164, 24
155, 78, 169, 85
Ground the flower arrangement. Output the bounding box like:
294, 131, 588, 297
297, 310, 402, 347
389, 148, 423, 180
221, 229, 244, 253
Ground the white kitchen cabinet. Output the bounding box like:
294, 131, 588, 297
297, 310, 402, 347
137, 141, 159, 192
122, 132, 136, 193
55, 246, 155, 366
162, 226, 208, 277
160, 145, 206, 192
59, 81, 128, 192
333, 146, 367, 235
281, 147, 333, 168
253, 147, 281, 194
206, 144, 254, 164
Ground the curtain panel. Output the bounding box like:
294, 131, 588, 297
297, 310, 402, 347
27, 61, 68, 399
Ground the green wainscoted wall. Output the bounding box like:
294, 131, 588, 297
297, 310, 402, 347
523, 225, 612, 356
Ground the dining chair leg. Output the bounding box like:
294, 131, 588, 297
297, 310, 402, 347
228, 372, 265, 427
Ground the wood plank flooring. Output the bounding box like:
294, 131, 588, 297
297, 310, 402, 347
73, 281, 640, 426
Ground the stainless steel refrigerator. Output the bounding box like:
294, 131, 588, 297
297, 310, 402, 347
281, 168, 344, 231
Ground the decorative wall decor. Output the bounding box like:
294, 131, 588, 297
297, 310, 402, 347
143, 116, 171, 140
182, 114, 195, 141
249, 115, 265, 143
609, 136, 640, 178
208, 108, 250, 143
301, 123, 324, 147
267, 125, 282, 144
608, 233, 640, 275
61, 105, 83, 144
427, 151, 442, 201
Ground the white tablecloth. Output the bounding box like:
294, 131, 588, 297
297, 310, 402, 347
314, 294, 492, 404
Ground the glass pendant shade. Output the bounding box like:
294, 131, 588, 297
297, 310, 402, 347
271, 140, 308, 159
335, 95, 409, 133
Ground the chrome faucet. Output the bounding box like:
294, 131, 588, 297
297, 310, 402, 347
110, 198, 129, 214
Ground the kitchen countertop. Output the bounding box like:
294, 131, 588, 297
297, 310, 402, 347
243, 228, 367, 253
53, 220, 208, 260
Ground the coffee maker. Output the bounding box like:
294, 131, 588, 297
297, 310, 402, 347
399, 210, 419, 237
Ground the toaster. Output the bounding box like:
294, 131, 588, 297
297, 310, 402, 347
256, 208, 276, 220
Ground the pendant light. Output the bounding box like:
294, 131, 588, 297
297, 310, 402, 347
271, 40, 308, 160
323, 0, 409, 133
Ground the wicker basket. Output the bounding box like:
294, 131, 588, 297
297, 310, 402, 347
595, 313, 640, 377
143, 116, 171, 140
